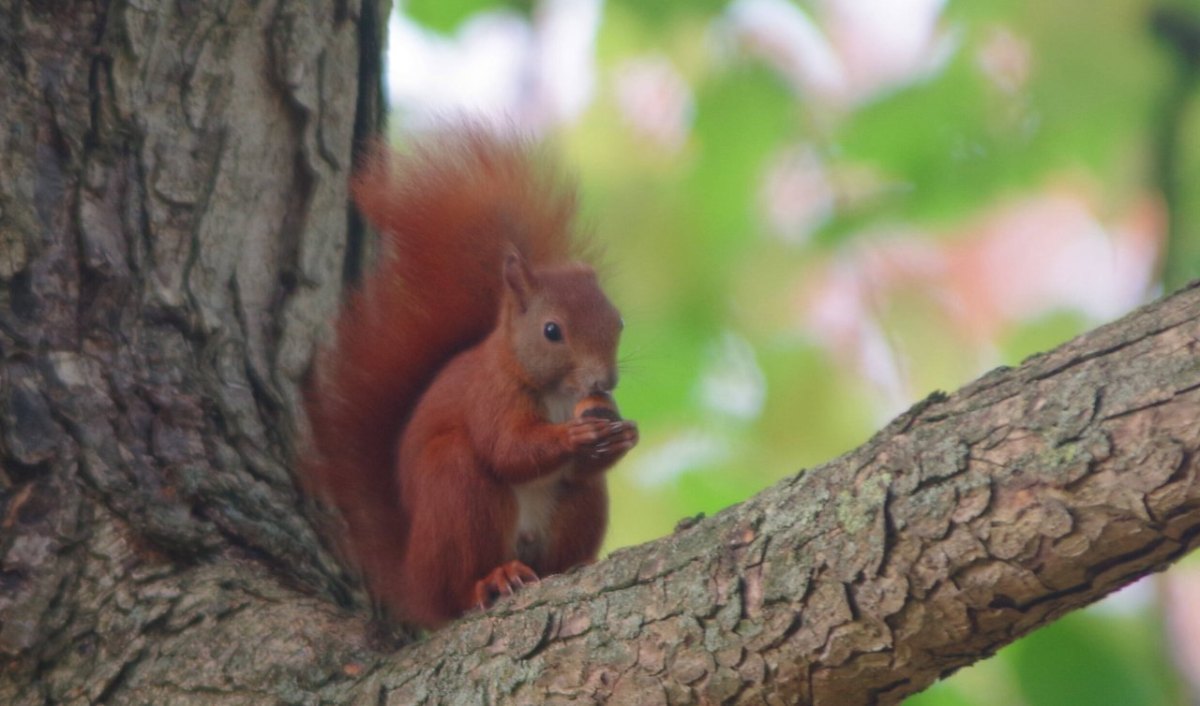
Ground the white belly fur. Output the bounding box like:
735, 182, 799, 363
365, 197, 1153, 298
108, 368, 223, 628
514, 469, 564, 547
513, 389, 578, 558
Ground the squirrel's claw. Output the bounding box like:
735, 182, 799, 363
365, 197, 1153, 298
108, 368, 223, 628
472, 560, 541, 610
568, 418, 638, 458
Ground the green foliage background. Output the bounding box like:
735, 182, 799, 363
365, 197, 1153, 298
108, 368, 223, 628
392, 0, 1200, 702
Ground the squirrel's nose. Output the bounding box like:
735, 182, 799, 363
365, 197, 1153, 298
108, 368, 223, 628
587, 367, 617, 394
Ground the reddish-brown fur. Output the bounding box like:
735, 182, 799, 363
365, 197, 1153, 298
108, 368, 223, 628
304, 129, 637, 628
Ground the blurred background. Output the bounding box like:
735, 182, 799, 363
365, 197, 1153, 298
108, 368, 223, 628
382, 0, 1200, 703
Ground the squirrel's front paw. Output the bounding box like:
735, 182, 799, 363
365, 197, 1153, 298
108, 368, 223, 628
564, 417, 612, 452
588, 420, 638, 459
566, 418, 638, 461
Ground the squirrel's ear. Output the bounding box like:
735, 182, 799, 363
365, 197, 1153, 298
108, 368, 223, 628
502, 247, 536, 313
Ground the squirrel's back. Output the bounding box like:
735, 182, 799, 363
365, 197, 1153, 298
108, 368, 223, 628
304, 128, 585, 609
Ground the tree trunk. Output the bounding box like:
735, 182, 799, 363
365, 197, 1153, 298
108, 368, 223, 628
4, 2, 1200, 705
0, 0, 385, 702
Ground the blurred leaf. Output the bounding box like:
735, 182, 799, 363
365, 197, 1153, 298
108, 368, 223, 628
881, 288, 984, 399
686, 64, 800, 266
999, 309, 1089, 364
1018, 1, 1164, 173
751, 340, 876, 472
607, 0, 730, 28
401, 0, 529, 32
1010, 611, 1173, 706
1151, 2, 1200, 290
834, 49, 1039, 228
834, 0, 1164, 235
904, 681, 979, 706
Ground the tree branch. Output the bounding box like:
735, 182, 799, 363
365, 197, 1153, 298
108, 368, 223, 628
331, 281, 1200, 705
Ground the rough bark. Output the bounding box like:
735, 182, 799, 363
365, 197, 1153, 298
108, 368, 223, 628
3, 2, 1200, 705
0, 0, 384, 702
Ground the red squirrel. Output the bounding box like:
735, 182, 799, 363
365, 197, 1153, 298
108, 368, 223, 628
304, 128, 638, 629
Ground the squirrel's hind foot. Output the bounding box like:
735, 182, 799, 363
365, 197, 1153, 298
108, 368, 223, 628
472, 560, 540, 610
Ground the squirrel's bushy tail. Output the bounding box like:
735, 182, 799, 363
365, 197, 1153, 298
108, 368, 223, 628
304, 128, 580, 614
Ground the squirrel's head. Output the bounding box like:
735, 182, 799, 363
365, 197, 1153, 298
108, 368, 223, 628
501, 249, 623, 400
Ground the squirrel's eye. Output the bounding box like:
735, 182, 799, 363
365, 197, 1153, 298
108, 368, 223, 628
543, 322, 563, 342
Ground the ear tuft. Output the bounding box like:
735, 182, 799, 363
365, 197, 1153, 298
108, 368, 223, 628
502, 246, 535, 313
